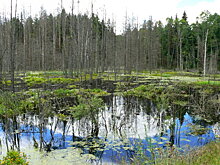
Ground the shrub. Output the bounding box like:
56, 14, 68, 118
0, 151, 29, 165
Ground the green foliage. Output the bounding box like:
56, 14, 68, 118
23, 77, 47, 87
172, 100, 188, 106
195, 81, 220, 86
24, 76, 78, 87
70, 96, 104, 120
14, 87, 109, 117
128, 135, 220, 165
124, 84, 165, 100
48, 78, 76, 84
53, 89, 75, 97
134, 85, 148, 92
1, 80, 11, 86
188, 125, 210, 136
151, 73, 172, 77
123, 82, 194, 110
67, 85, 77, 89
198, 88, 214, 95
83, 88, 110, 96
26, 71, 63, 77
18, 89, 51, 114
0, 151, 29, 165
51, 88, 109, 98
0, 92, 22, 118
56, 113, 68, 121
154, 141, 220, 165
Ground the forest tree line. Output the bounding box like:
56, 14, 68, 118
0, 8, 220, 78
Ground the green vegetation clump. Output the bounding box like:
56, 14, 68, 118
189, 125, 210, 136
124, 83, 190, 109
5, 86, 109, 119
124, 85, 164, 99
26, 71, 63, 77
23, 77, 47, 87
151, 73, 172, 77
51, 88, 109, 98
69, 96, 104, 120
0, 92, 23, 118
155, 141, 220, 165
52, 88, 75, 97
195, 80, 220, 86
128, 139, 220, 165
83, 88, 110, 96
48, 78, 76, 84
0, 151, 29, 165
23, 76, 78, 87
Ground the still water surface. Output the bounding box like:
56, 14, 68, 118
0, 96, 219, 164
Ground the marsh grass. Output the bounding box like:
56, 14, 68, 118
0, 71, 219, 164
126, 139, 220, 165
155, 141, 220, 165
195, 80, 220, 86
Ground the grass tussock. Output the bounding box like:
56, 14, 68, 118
131, 141, 220, 165
195, 80, 220, 86
166, 141, 220, 165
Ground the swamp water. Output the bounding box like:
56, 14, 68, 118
0, 96, 219, 164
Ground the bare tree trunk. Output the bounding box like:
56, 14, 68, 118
136, 18, 140, 79
10, 0, 15, 92
114, 22, 117, 81
203, 29, 209, 77
41, 21, 45, 71
52, 17, 56, 70
124, 13, 128, 74
69, 0, 75, 77
61, 10, 67, 76
0, 22, 4, 87
178, 30, 183, 71
61, 0, 63, 9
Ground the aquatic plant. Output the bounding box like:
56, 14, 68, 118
0, 92, 22, 118
83, 88, 110, 96
52, 88, 75, 97
70, 96, 104, 136
154, 141, 220, 165
70, 96, 104, 120
23, 77, 47, 87
48, 78, 76, 84
188, 124, 210, 136
195, 80, 220, 86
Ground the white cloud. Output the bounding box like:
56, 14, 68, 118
0, 0, 219, 31
180, 0, 220, 23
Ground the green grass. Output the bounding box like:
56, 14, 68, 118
195, 80, 220, 86
155, 141, 220, 165
129, 141, 220, 165
151, 73, 172, 77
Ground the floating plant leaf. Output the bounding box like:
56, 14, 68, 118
150, 139, 157, 143
147, 149, 152, 152
181, 139, 191, 142
158, 142, 164, 144
123, 147, 131, 150
160, 137, 168, 140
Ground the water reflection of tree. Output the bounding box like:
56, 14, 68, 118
1, 117, 20, 151
190, 89, 220, 123
0, 92, 218, 164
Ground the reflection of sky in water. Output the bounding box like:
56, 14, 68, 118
0, 97, 218, 164
154, 113, 215, 148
